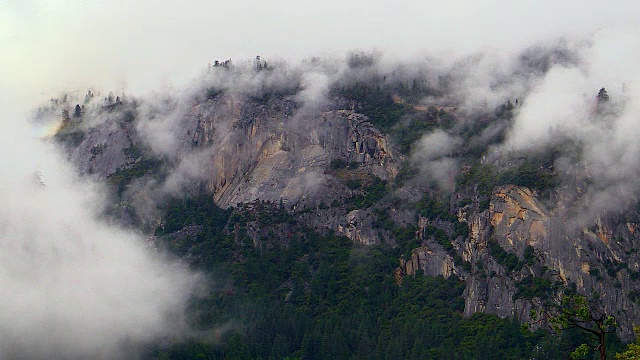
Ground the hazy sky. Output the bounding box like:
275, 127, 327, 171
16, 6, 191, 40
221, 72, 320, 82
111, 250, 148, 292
2, 0, 639, 101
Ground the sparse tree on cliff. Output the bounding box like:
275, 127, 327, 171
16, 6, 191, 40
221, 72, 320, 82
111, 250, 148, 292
532, 294, 617, 360
597, 87, 610, 103
61, 109, 70, 124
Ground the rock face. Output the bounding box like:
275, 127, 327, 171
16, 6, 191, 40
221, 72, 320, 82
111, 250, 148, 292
488, 186, 552, 251
399, 184, 640, 338
200, 104, 397, 208
59, 94, 400, 243
55, 92, 640, 338
337, 209, 381, 246
401, 246, 458, 278
166, 95, 399, 244
62, 114, 139, 178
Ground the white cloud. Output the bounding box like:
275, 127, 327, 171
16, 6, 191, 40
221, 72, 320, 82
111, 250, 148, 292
0, 92, 201, 359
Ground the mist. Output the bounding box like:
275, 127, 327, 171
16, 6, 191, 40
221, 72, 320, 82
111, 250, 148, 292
411, 130, 462, 192
39, 27, 640, 226
497, 26, 640, 225
0, 93, 201, 359
3, 0, 638, 100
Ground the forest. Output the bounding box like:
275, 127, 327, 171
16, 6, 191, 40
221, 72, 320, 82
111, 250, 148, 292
145, 197, 624, 359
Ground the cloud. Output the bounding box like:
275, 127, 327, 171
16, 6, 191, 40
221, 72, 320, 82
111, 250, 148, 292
412, 130, 462, 192
295, 71, 331, 112
3, 0, 639, 103
135, 92, 189, 158
504, 66, 592, 151
0, 93, 201, 359
498, 25, 640, 225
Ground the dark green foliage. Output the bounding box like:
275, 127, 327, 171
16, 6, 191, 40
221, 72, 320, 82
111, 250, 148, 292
393, 161, 418, 188
123, 144, 144, 159
536, 295, 620, 360
333, 82, 456, 155
162, 341, 218, 360
497, 159, 556, 191
523, 245, 536, 266
54, 128, 85, 148
345, 179, 362, 190
416, 195, 456, 222
422, 225, 470, 271
626, 267, 640, 282
456, 159, 556, 209
337, 84, 411, 131
439, 110, 455, 129
149, 200, 568, 360
603, 259, 626, 278
343, 176, 388, 210
414, 195, 471, 269
514, 276, 561, 300
61, 108, 70, 122
590, 268, 604, 281
372, 208, 396, 232
628, 290, 640, 305
74, 104, 82, 117
206, 87, 223, 100
487, 238, 523, 273
457, 163, 500, 199
372, 208, 418, 252
250, 83, 300, 105
107, 158, 163, 196
453, 221, 470, 239
494, 100, 515, 119
157, 195, 231, 236
396, 224, 419, 258
597, 87, 610, 103
424, 225, 452, 252
329, 158, 347, 169
394, 112, 439, 154
90, 143, 106, 156
122, 110, 135, 123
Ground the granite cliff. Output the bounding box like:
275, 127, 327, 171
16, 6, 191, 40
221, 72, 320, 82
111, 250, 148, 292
45, 72, 640, 340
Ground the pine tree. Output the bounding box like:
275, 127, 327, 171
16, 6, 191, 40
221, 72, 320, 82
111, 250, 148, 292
61, 109, 70, 123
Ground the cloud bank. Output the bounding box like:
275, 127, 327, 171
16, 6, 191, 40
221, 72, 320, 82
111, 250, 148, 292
0, 94, 201, 359
3, 0, 639, 100
499, 26, 640, 224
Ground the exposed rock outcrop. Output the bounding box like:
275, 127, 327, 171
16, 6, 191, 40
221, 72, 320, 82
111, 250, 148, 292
54, 91, 640, 339
64, 117, 139, 178
58, 94, 401, 243
199, 104, 397, 208
402, 185, 640, 338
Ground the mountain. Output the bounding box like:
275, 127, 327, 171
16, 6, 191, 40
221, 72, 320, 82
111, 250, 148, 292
39, 55, 640, 358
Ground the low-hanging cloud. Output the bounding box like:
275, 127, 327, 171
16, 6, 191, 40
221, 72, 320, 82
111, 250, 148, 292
499, 26, 640, 226
412, 130, 462, 192
0, 95, 201, 359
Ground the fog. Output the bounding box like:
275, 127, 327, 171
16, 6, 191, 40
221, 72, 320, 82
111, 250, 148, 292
499, 26, 640, 225
0, 91, 201, 358
3, 0, 638, 99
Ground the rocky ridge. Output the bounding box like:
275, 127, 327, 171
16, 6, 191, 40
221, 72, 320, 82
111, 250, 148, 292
51, 91, 640, 338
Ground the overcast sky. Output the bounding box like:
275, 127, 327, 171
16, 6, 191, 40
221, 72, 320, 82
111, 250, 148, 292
2, 0, 639, 102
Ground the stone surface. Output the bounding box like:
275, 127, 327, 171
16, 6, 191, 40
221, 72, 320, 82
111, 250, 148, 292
56, 93, 640, 339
